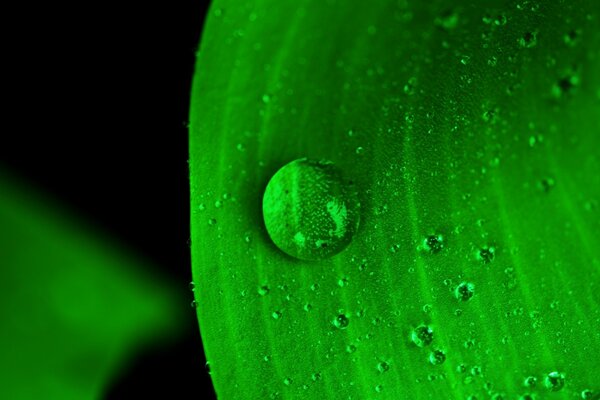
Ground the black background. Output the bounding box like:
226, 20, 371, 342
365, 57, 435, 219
3, 0, 216, 398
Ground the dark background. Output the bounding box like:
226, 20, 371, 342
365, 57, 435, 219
3, 0, 216, 398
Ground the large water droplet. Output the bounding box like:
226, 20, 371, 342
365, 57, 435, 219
262, 158, 360, 261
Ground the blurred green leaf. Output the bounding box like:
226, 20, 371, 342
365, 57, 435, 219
190, 1, 600, 398
0, 171, 183, 399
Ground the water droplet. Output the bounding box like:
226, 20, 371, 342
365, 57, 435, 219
337, 277, 348, 287
478, 246, 495, 263
208, 218, 217, 226
272, 310, 282, 320
283, 377, 292, 386
435, 9, 459, 30
258, 285, 270, 296
190, 300, 198, 308
564, 29, 581, 46
411, 325, 434, 347
262, 158, 360, 261
377, 361, 390, 373
262, 94, 271, 104
215, 200, 222, 208
538, 177, 556, 192
189, 281, 196, 291
422, 304, 433, 314
455, 282, 475, 301
375, 384, 383, 393
205, 361, 212, 375
333, 314, 349, 329
519, 31, 538, 48
346, 344, 357, 353
422, 234, 444, 253
429, 349, 446, 365
581, 389, 595, 399
355, 146, 364, 155
544, 371, 565, 391
303, 303, 313, 312
519, 395, 534, 400
471, 366, 482, 376
311, 372, 321, 382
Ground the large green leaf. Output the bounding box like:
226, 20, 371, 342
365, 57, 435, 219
190, 1, 600, 398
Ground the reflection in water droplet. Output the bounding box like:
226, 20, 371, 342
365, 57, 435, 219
262, 158, 360, 261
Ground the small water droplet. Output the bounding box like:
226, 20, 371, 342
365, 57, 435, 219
208, 218, 217, 226
429, 349, 446, 365
435, 9, 459, 30
346, 344, 357, 353
375, 384, 383, 393
189, 281, 196, 291
272, 310, 282, 320
544, 371, 565, 391
411, 325, 434, 347
478, 246, 495, 263
519, 31, 538, 48
311, 372, 321, 382
355, 146, 364, 155
377, 361, 390, 373
258, 285, 270, 296
422, 234, 444, 253
333, 314, 349, 329
538, 177, 556, 192
303, 303, 313, 312
455, 282, 475, 301
262, 158, 360, 261
190, 300, 198, 308
205, 361, 212, 375
262, 94, 271, 104
283, 377, 292, 386
581, 389, 594, 399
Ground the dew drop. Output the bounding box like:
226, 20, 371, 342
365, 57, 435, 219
377, 361, 390, 373
429, 349, 446, 365
478, 246, 495, 263
262, 158, 360, 261
272, 310, 282, 320
422, 234, 444, 253
375, 384, 383, 393
283, 377, 292, 386
544, 371, 565, 391
333, 314, 349, 329
205, 361, 212, 375
519, 31, 538, 48
581, 389, 594, 399
411, 325, 434, 347
455, 282, 475, 301
258, 285, 270, 296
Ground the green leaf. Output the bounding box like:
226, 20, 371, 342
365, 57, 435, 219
190, 1, 600, 398
0, 171, 183, 399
